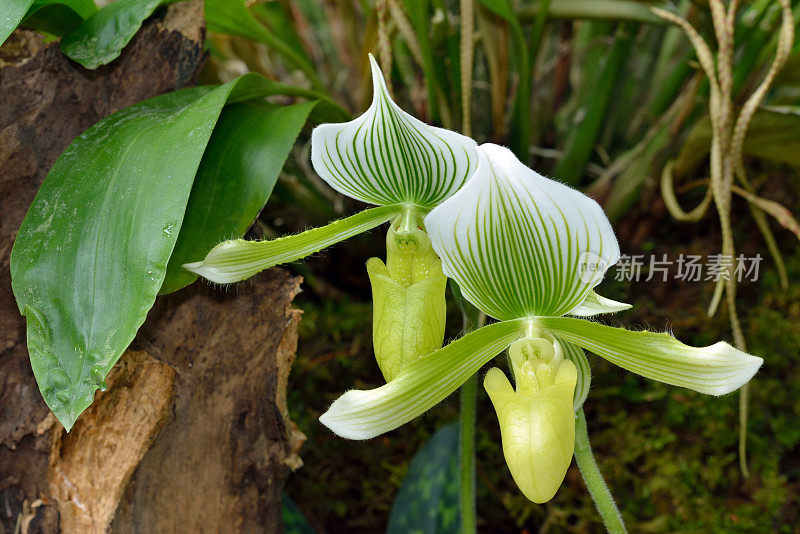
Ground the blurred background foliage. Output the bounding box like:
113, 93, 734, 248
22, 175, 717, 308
198, 0, 800, 531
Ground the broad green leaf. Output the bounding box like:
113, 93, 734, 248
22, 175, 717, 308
425, 144, 620, 321
1, 0, 36, 45
310, 54, 478, 209
367, 256, 447, 382
183, 205, 402, 284
386, 422, 461, 534
537, 317, 764, 396
558, 336, 590, 410
566, 290, 631, 317
20, 0, 96, 36
319, 319, 527, 439
60, 0, 166, 69
11, 74, 289, 430
161, 100, 316, 294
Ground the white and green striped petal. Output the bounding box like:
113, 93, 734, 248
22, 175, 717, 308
310, 55, 478, 209
538, 316, 763, 396
425, 144, 620, 320
319, 319, 527, 439
184, 204, 401, 284
566, 290, 631, 317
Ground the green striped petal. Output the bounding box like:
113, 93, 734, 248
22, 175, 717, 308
184, 204, 401, 283
310, 54, 478, 209
425, 144, 620, 320
319, 319, 527, 439
538, 316, 763, 396
566, 290, 631, 317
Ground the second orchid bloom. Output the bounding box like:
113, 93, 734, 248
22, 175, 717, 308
320, 143, 763, 503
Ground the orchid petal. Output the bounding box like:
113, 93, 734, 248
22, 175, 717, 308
310, 54, 478, 209
425, 144, 620, 319
319, 319, 527, 439
538, 316, 763, 395
183, 204, 400, 284
566, 290, 631, 317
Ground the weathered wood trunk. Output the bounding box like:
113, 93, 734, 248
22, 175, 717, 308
0, 3, 304, 532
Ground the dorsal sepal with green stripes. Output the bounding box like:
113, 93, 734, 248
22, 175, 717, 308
311, 54, 479, 209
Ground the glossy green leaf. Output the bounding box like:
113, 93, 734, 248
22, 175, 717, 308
60, 0, 166, 69
183, 205, 402, 284
10, 74, 293, 430
386, 422, 461, 534
1, 0, 36, 45
537, 316, 764, 396
20, 0, 96, 36
161, 100, 315, 294
319, 319, 527, 439
311, 55, 478, 209
425, 144, 620, 320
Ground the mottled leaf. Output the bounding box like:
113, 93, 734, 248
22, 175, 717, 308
387, 423, 461, 534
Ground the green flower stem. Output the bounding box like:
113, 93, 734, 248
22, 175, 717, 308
574, 410, 627, 534
739, 383, 750, 477
459, 373, 478, 534
456, 296, 485, 534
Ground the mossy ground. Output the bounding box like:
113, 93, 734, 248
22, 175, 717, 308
281, 185, 800, 533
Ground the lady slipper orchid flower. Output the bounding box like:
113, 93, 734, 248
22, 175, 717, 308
319, 143, 764, 502
183, 54, 478, 285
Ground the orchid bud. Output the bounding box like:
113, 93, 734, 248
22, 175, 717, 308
484, 335, 577, 503
368, 212, 447, 382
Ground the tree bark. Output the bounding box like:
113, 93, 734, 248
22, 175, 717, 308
0, 2, 304, 532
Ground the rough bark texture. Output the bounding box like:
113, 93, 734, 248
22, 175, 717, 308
0, 2, 304, 532
49, 351, 176, 534
113, 274, 305, 534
